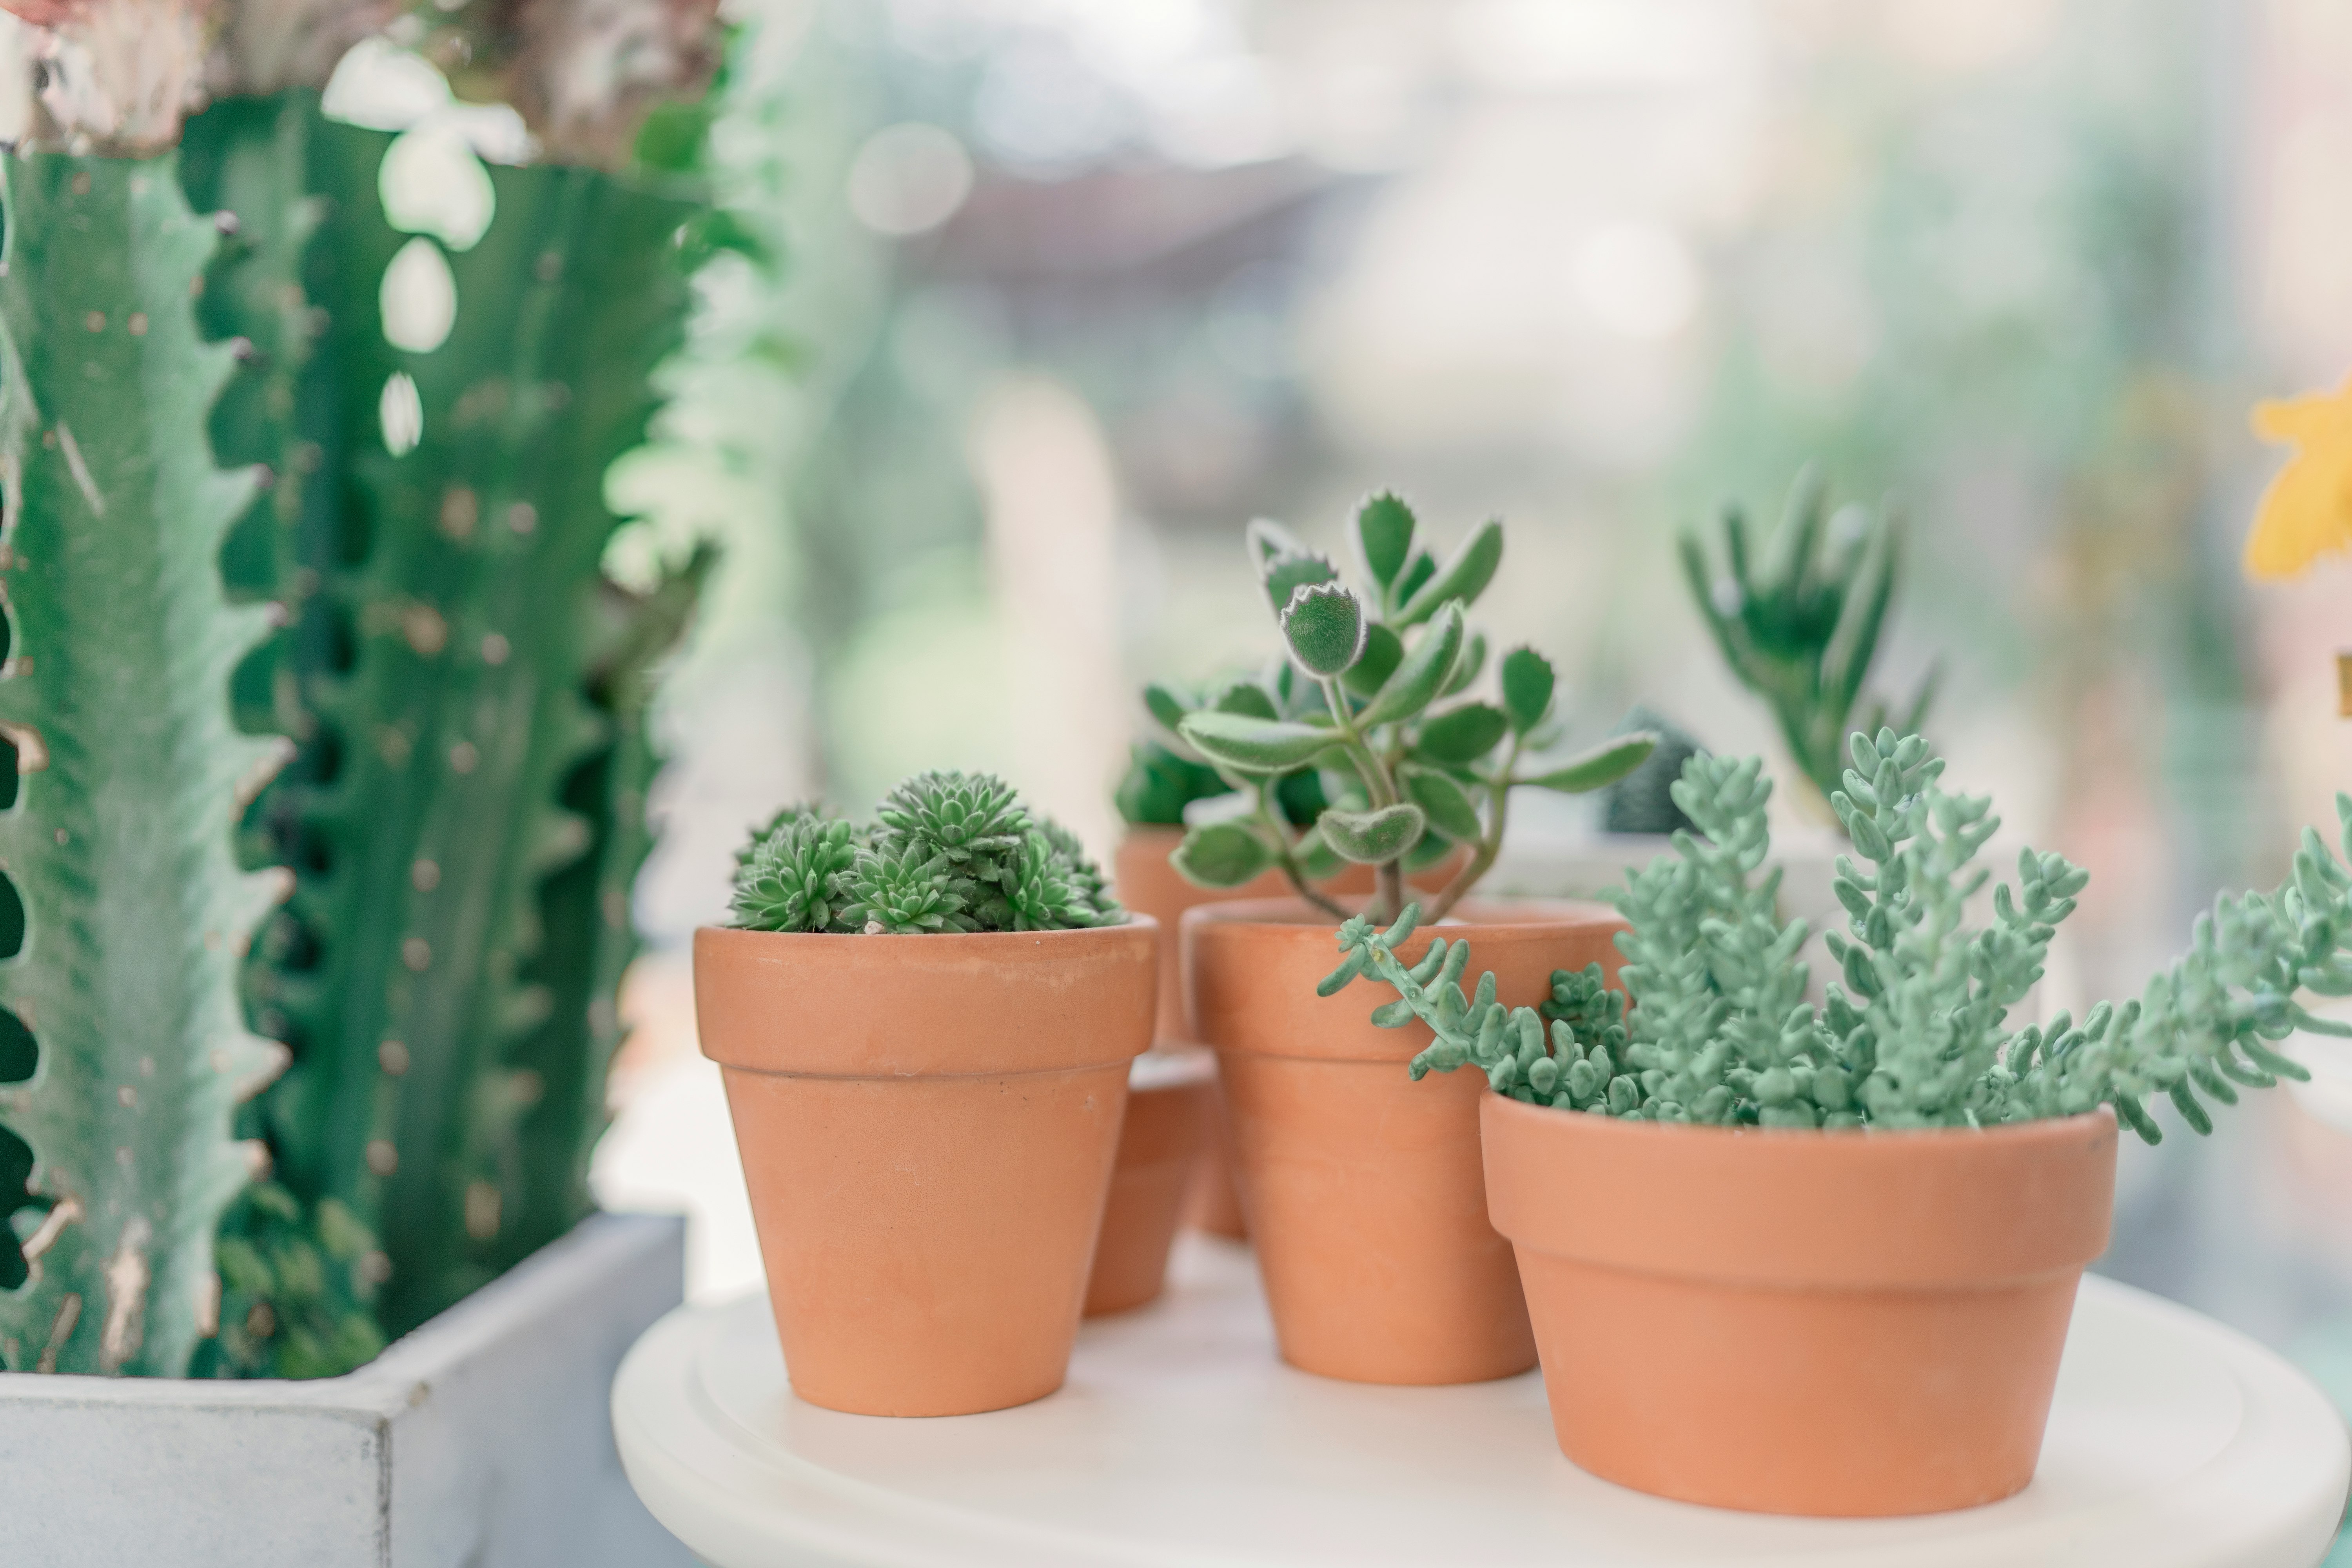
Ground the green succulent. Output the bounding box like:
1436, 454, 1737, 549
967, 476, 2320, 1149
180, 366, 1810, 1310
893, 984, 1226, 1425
876, 770, 1029, 870
1113, 739, 1231, 827
1323, 729, 2318, 1142
730, 814, 860, 933
840, 841, 975, 935
735, 800, 834, 866
1681, 466, 1936, 822
731, 771, 1121, 936
1156, 492, 1657, 925
1002, 829, 1113, 931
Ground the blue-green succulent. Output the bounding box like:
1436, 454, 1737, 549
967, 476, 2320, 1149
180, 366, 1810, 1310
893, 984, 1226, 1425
1324, 729, 2320, 1142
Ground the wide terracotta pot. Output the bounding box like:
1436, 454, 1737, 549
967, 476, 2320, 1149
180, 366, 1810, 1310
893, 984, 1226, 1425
693, 919, 1156, 1417
1084, 1047, 1215, 1317
1183, 897, 1626, 1385
1482, 1094, 2118, 1516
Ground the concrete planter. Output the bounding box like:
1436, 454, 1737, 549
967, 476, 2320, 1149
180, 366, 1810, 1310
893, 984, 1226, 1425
0, 1211, 691, 1568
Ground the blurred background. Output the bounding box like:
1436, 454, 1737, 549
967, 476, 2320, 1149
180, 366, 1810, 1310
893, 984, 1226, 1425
501, 0, 2352, 1525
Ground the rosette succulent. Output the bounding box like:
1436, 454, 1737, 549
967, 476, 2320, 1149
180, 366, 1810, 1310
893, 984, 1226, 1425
1149, 494, 1656, 924
731, 816, 860, 932
731, 771, 1120, 936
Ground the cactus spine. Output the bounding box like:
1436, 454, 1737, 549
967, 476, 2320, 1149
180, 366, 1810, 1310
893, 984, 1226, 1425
0, 156, 290, 1375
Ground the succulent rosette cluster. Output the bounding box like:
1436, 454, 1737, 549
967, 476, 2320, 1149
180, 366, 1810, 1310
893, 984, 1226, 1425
732, 771, 1121, 936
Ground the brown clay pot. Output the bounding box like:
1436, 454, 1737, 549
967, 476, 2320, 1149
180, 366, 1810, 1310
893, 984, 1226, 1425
1114, 828, 1469, 1242
1184, 897, 1626, 1385
693, 919, 1156, 1417
1084, 1047, 1216, 1317
1482, 1094, 2118, 1516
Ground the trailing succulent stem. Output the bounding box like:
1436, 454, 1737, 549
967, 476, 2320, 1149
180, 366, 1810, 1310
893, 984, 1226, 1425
1167, 495, 1654, 924
1681, 466, 1936, 821
0, 154, 291, 1376
1326, 728, 2319, 1141
730, 772, 1121, 936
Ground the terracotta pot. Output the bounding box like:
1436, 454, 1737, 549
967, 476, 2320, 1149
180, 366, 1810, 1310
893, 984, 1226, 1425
1084, 1047, 1216, 1317
1482, 1095, 2118, 1516
1114, 828, 1468, 1242
693, 919, 1156, 1417
1183, 897, 1626, 1385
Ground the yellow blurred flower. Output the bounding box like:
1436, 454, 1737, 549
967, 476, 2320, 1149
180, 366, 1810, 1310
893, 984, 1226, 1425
2246, 376, 2352, 580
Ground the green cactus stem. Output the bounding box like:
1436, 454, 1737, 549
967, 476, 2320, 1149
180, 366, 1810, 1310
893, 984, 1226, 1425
240, 149, 703, 1337
0, 154, 290, 1376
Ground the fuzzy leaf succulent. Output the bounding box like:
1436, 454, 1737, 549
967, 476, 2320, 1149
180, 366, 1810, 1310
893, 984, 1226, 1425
1324, 729, 2318, 1142
1161, 492, 1656, 925
1681, 466, 1937, 822
730, 771, 1121, 936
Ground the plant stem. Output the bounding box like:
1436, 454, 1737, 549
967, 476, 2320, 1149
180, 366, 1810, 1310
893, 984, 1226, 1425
1257, 783, 1347, 919
1321, 675, 1406, 921
1427, 732, 1522, 922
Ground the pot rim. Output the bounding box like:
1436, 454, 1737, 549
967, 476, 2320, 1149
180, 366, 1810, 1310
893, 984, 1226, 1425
1182, 894, 1616, 935
693, 918, 1158, 1077
694, 913, 1151, 946
1481, 1093, 2119, 1289
1483, 1090, 2118, 1143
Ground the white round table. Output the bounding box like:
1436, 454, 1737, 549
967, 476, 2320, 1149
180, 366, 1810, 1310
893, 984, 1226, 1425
613, 1237, 2351, 1567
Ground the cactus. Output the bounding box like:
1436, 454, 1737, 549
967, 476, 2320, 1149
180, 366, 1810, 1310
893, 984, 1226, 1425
1325, 729, 2325, 1143
231, 147, 707, 1337
1168, 496, 1655, 924
732, 773, 1122, 936
1680, 466, 1936, 818
0, 6, 723, 1368
0, 155, 291, 1376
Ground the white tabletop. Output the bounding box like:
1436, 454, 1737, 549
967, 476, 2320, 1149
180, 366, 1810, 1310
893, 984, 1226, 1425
613, 1236, 2351, 1568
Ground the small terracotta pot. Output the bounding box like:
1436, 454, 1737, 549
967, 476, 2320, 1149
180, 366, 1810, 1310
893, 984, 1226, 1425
1184, 897, 1626, 1385
1482, 1095, 2118, 1516
1115, 828, 1469, 1242
1085, 1047, 1216, 1317
694, 919, 1155, 1417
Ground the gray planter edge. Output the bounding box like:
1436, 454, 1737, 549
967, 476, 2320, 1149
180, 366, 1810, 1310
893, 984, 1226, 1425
0, 1209, 692, 1568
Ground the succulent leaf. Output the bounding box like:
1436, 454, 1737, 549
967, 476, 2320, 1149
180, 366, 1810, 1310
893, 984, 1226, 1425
1263, 551, 1341, 614
1246, 516, 1308, 566
1320, 803, 1427, 865
1521, 733, 1658, 793
1279, 581, 1368, 678
1357, 602, 1465, 729
1499, 647, 1556, 734
1394, 518, 1503, 626
1342, 622, 1405, 698
1179, 711, 1341, 773
1353, 490, 1417, 589
1401, 764, 1485, 841
1415, 703, 1511, 764
1174, 821, 1275, 888
1142, 682, 1190, 733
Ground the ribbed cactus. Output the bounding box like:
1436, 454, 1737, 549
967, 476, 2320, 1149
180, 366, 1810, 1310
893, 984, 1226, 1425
234, 147, 704, 1336
0, 2, 720, 1370
0, 156, 290, 1376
